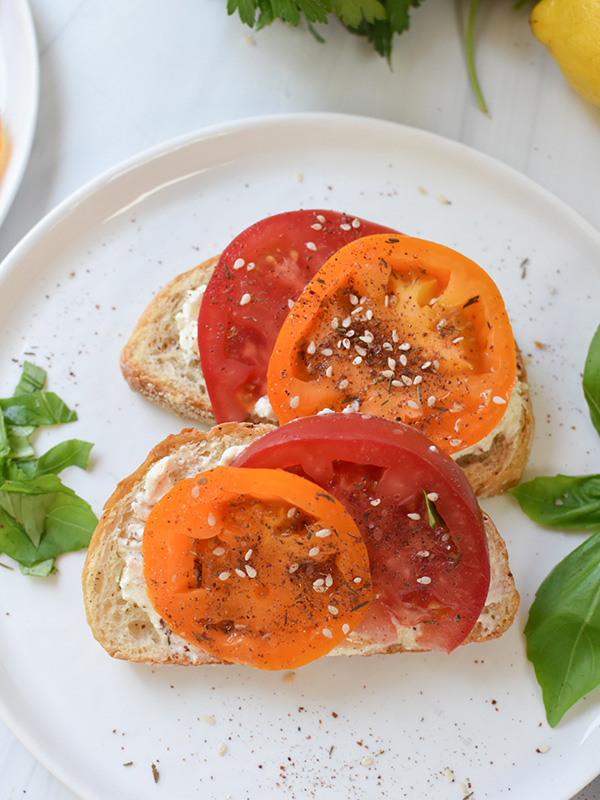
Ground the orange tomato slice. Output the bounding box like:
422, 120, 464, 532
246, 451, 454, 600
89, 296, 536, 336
142, 466, 372, 670
267, 235, 517, 455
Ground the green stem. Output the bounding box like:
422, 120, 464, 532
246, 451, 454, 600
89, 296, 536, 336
466, 0, 488, 114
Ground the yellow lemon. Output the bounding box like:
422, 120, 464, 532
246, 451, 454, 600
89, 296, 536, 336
531, 0, 600, 106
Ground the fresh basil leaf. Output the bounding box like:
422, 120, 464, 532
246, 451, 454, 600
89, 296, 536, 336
0, 482, 55, 547
0, 480, 96, 565
0, 413, 9, 461
509, 474, 600, 531
34, 439, 94, 477
583, 324, 600, 435
15, 362, 46, 395
525, 531, 600, 727
20, 559, 56, 577
0, 391, 77, 428
6, 425, 36, 461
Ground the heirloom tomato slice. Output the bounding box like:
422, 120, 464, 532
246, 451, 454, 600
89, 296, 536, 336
142, 465, 372, 670
266, 235, 517, 455
233, 413, 490, 653
197, 210, 398, 423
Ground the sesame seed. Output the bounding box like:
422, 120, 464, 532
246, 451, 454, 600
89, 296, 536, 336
309, 547, 320, 557
342, 623, 350, 634
407, 512, 421, 520
307, 340, 316, 354
401, 375, 413, 386
422, 361, 431, 370
322, 348, 334, 356
365, 309, 373, 320
245, 548, 253, 561
391, 330, 399, 343
442, 532, 450, 541
493, 395, 507, 404
391, 380, 402, 387
217, 742, 227, 756
342, 316, 352, 328
290, 395, 300, 409
306, 241, 317, 251
417, 576, 432, 585
213, 546, 226, 556
239, 293, 251, 306
351, 218, 361, 228
417, 550, 430, 558
399, 354, 408, 366
353, 577, 362, 584
360, 331, 374, 343
340, 223, 352, 231
317, 214, 326, 223
342, 338, 351, 349
430, 445, 439, 452
387, 357, 396, 370
427, 492, 439, 501
339, 379, 349, 389
191, 485, 200, 498
315, 528, 332, 538
287, 507, 297, 517
311, 223, 323, 230
381, 369, 394, 379
413, 375, 422, 385
331, 317, 339, 329
325, 574, 333, 587
245, 565, 257, 578
287, 298, 295, 309
355, 345, 367, 357
328, 605, 339, 615
246, 262, 256, 271
203, 715, 216, 725
353, 356, 363, 365
453, 336, 464, 344
235, 568, 246, 578
218, 571, 231, 581
233, 258, 245, 270
322, 627, 334, 638
326, 366, 333, 378
361, 756, 373, 767
433, 360, 440, 369
289, 563, 299, 573
407, 400, 420, 410
350, 294, 359, 305
207, 512, 216, 526
370, 498, 381, 506
382, 342, 393, 351
429, 297, 438, 306
427, 395, 436, 406
384, 295, 389, 307
399, 342, 411, 350
450, 438, 463, 447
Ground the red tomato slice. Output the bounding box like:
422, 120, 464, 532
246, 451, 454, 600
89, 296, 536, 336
197, 210, 398, 423
233, 413, 490, 653
266, 235, 517, 455
142, 465, 372, 670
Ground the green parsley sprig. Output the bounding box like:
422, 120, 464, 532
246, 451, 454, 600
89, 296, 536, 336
0, 362, 97, 576
226, 0, 534, 113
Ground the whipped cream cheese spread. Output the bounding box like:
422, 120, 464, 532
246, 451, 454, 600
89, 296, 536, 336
175, 285, 206, 364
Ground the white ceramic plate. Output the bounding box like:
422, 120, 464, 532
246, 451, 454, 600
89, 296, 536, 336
0, 0, 38, 227
0, 114, 599, 800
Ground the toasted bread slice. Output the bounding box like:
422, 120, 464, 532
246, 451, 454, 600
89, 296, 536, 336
120, 257, 218, 424
120, 259, 534, 497
82, 424, 520, 666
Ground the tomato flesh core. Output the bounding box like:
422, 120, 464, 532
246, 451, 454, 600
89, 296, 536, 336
233, 413, 490, 653
267, 235, 517, 455
142, 466, 372, 670
198, 210, 398, 422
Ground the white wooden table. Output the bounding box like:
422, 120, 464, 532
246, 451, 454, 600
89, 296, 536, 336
1, 1, 599, 797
